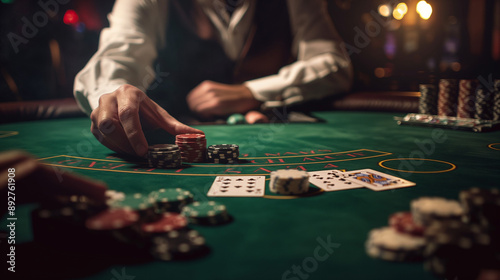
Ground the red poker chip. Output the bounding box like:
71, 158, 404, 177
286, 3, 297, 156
141, 213, 187, 233
176, 134, 205, 140
86, 208, 139, 230
388, 212, 425, 236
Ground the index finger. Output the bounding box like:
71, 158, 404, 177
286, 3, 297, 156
116, 90, 149, 157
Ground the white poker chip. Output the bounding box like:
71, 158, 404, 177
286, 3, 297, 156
411, 197, 464, 225
269, 169, 309, 195
365, 227, 425, 261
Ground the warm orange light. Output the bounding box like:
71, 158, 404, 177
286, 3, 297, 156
417, 1, 432, 20
393, 3, 408, 20
378, 4, 391, 17
396, 3, 408, 15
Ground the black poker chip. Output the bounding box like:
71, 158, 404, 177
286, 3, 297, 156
149, 229, 209, 261
207, 144, 239, 163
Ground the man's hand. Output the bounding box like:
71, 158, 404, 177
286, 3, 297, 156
0, 151, 108, 212
186, 81, 261, 118
90, 85, 204, 157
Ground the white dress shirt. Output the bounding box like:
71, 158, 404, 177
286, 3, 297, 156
74, 0, 353, 114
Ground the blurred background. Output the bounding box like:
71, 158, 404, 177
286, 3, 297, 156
0, 0, 499, 103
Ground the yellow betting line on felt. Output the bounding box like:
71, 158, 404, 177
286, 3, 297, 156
378, 158, 456, 174
488, 143, 500, 151
244, 149, 389, 159
0, 131, 19, 138
38, 151, 393, 168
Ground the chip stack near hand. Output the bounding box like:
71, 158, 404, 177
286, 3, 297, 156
175, 134, 206, 163
147, 144, 182, 168
269, 169, 309, 195
206, 144, 239, 163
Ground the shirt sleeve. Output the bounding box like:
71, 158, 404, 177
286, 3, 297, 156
244, 0, 353, 108
73, 0, 167, 115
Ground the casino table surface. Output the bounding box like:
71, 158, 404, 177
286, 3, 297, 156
1, 110, 499, 280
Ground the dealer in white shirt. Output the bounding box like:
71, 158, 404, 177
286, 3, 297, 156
74, 0, 353, 157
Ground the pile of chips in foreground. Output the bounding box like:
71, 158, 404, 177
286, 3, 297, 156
31, 188, 232, 261
366, 187, 500, 279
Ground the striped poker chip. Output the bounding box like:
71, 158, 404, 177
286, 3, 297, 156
411, 197, 464, 226
150, 188, 194, 213
493, 87, 500, 121
459, 187, 500, 227
457, 79, 477, 118
176, 134, 206, 141
207, 144, 238, 151
365, 227, 426, 262
85, 208, 139, 230
389, 212, 425, 236
418, 84, 438, 115
148, 147, 182, 168
437, 79, 458, 117
423, 220, 491, 278
475, 87, 493, 120
176, 135, 206, 163
141, 212, 188, 233
148, 144, 179, 152
149, 229, 208, 261
181, 201, 230, 225
269, 169, 309, 195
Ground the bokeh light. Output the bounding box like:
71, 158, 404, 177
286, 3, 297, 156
63, 9, 79, 26
417, 1, 432, 20
378, 4, 391, 17
393, 3, 408, 20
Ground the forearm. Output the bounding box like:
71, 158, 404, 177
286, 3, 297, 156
73, 0, 167, 115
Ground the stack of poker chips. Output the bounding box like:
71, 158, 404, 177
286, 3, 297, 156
108, 192, 158, 222
269, 169, 309, 195
206, 144, 239, 164
418, 78, 500, 122
31, 189, 233, 261
175, 134, 206, 163
494, 80, 500, 121
149, 229, 209, 261
366, 226, 426, 262
418, 84, 437, 115
149, 188, 194, 213
147, 144, 182, 168
423, 220, 493, 279
475, 86, 494, 120
437, 79, 458, 116
365, 188, 500, 279
410, 197, 464, 226
457, 79, 477, 118
181, 201, 231, 225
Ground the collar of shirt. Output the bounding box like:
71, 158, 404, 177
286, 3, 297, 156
196, 0, 256, 60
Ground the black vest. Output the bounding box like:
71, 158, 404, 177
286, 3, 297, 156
149, 0, 292, 117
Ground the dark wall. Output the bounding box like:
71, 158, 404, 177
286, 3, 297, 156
0, 0, 498, 102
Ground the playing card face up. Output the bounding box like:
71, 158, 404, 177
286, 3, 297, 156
308, 170, 364, 191
343, 169, 416, 191
208, 176, 266, 197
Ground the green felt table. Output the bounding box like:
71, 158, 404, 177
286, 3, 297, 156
1, 111, 499, 280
